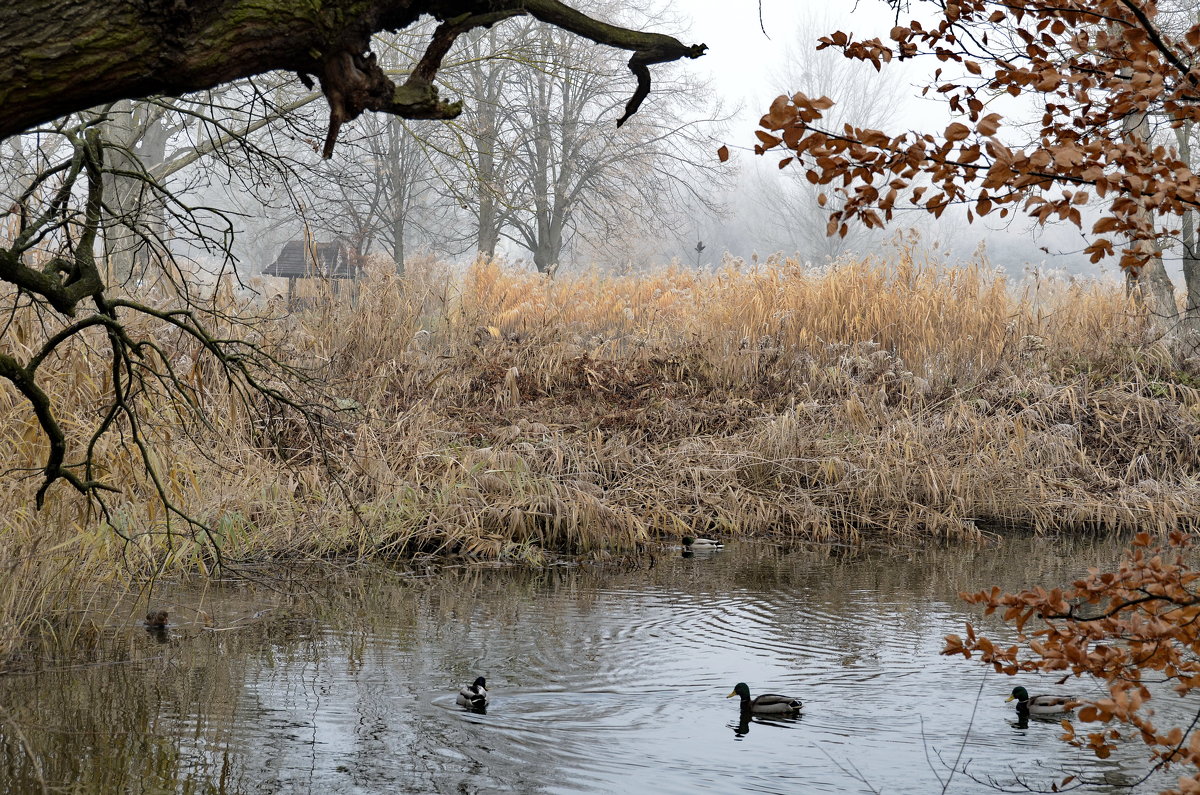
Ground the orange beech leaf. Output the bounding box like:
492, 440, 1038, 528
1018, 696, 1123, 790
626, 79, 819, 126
755, 131, 782, 148
717, 145, 729, 163
976, 113, 1003, 136
945, 122, 971, 141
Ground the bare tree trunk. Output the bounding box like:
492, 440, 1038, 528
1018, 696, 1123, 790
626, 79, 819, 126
1120, 78, 1180, 343
533, 233, 562, 275
391, 214, 406, 275
387, 117, 408, 275
477, 131, 501, 259
1184, 205, 1200, 325
477, 186, 500, 259
1175, 118, 1200, 357
1129, 250, 1179, 327
104, 103, 177, 288
470, 39, 504, 260
1175, 210, 1200, 357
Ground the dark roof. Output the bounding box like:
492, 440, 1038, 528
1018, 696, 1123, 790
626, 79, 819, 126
263, 240, 359, 278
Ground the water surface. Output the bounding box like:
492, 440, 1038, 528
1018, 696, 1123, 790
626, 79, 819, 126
0, 536, 1190, 793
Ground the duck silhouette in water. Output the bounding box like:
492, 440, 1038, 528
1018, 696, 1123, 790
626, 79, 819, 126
144, 610, 170, 643
457, 676, 488, 713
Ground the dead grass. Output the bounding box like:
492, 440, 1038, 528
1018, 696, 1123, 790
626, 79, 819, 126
1, 244, 1198, 665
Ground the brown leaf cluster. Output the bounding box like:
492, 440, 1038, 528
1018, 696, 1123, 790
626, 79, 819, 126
943, 532, 1200, 792
751, 0, 1200, 271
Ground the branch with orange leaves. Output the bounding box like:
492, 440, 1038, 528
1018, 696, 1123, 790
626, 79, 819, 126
736, 89, 1200, 271
943, 532, 1200, 793
739, 0, 1200, 272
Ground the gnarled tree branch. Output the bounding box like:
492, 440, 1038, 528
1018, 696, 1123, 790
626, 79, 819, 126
1, 0, 706, 158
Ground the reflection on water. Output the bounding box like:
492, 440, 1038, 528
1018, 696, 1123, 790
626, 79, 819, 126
0, 536, 1190, 793
730, 710, 802, 740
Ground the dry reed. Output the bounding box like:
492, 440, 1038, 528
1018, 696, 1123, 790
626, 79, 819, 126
1, 244, 1196, 666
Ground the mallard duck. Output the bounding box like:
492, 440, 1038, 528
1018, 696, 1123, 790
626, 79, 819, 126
1006, 686, 1074, 716
682, 536, 724, 550
456, 676, 488, 710
727, 682, 802, 714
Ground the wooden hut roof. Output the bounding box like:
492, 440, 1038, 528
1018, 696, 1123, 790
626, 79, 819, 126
262, 240, 358, 278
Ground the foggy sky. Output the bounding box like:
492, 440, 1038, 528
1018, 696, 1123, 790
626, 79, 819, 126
670, 1, 1127, 280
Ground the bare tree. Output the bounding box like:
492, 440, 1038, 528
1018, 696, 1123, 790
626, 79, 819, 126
484, 3, 728, 272
302, 109, 451, 270
0, 0, 707, 525
0, 122, 321, 537
443, 24, 539, 259
749, 13, 907, 261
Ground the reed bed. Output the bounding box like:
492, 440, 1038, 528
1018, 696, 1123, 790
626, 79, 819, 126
1, 246, 1198, 665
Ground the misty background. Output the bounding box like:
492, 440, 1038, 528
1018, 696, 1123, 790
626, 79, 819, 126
4, 0, 1143, 293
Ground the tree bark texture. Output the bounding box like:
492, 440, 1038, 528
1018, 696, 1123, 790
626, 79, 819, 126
0, 0, 706, 153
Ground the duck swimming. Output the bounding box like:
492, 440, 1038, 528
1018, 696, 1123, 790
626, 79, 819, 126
682, 537, 724, 550
457, 676, 488, 710
1006, 686, 1074, 716
727, 682, 802, 714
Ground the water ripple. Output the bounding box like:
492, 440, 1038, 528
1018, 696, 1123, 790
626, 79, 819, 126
0, 538, 1179, 795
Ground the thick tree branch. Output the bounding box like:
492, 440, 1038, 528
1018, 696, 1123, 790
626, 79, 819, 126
1, 0, 705, 158
0, 128, 107, 316
0, 350, 119, 507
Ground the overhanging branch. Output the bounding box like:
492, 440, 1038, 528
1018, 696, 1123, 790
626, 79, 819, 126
1, 0, 706, 147
516, 0, 707, 126
313, 0, 706, 156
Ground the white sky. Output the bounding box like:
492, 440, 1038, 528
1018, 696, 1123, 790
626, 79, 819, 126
672, 1, 904, 123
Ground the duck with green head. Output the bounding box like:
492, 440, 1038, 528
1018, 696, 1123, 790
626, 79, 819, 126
1006, 686, 1074, 716
727, 682, 802, 715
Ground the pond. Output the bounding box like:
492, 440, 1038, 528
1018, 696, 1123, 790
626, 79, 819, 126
0, 536, 1191, 794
